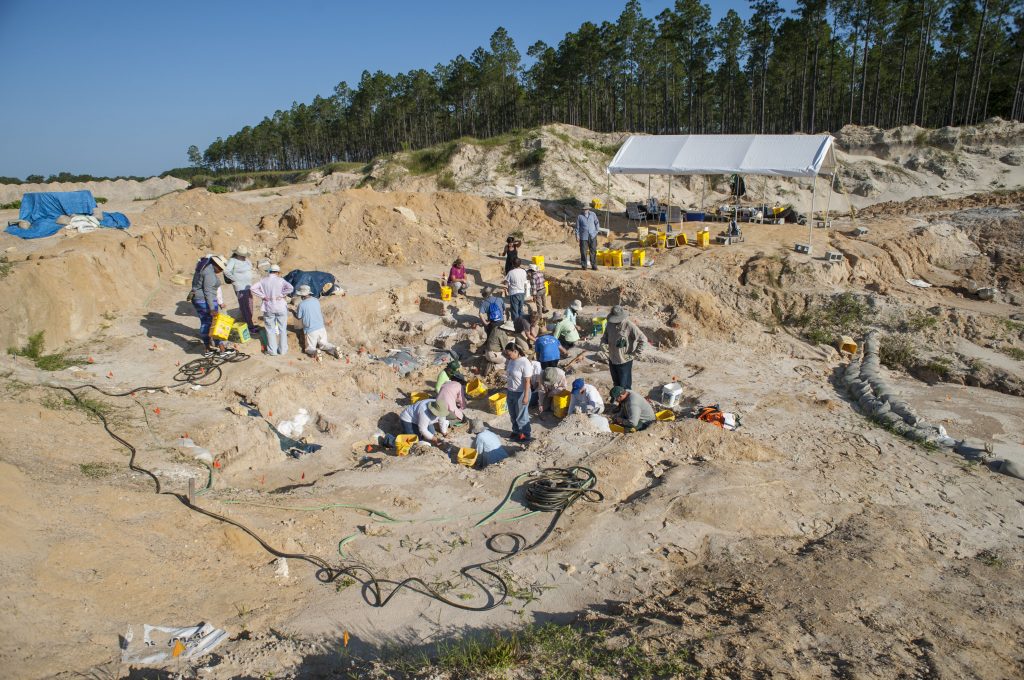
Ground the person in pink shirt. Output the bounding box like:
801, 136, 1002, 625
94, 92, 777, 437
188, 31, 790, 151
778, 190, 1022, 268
448, 258, 468, 297
250, 264, 294, 355
436, 377, 467, 421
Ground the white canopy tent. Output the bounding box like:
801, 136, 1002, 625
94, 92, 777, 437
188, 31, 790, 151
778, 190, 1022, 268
605, 134, 839, 252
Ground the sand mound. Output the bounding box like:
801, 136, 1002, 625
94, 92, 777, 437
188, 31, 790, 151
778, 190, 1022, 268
0, 176, 188, 204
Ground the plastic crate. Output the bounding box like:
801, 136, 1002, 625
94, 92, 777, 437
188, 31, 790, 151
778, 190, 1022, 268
410, 391, 430, 403
488, 392, 508, 415
210, 313, 235, 341
631, 249, 646, 267
231, 321, 251, 343
466, 377, 487, 398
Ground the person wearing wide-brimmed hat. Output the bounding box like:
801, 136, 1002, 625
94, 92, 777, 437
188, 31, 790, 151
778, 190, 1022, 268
251, 263, 294, 355
225, 245, 257, 335
600, 305, 647, 389
294, 284, 339, 360
190, 253, 228, 355
397, 398, 450, 446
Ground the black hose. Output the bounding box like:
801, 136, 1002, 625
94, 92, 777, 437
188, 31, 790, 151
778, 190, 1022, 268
46, 354, 599, 612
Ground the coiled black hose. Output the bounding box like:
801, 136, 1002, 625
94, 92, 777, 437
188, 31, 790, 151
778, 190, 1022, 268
525, 467, 603, 512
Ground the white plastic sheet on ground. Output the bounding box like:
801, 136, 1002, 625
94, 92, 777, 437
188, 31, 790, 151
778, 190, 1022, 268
277, 408, 310, 437
121, 622, 227, 664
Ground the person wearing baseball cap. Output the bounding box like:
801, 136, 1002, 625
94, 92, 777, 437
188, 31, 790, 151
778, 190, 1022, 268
190, 253, 229, 355
251, 263, 294, 355
225, 245, 257, 335
568, 378, 604, 415
609, 385, 655, 432
294, 283, 339, 361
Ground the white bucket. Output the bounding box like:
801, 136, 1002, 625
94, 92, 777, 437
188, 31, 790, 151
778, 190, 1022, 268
661, 382, 683, 407
514, 185, 522, 197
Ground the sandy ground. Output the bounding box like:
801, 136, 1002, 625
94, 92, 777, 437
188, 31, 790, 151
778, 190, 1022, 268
0, 123, 1022, 679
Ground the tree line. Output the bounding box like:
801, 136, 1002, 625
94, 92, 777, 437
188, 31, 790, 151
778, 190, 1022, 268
195, 0, 1024, 172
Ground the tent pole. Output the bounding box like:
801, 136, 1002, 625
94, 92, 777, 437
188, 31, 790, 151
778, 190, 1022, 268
700, 176, 705, 213
807, 176, 816, 254
605, 172, 611, 239
647, 175, 651, 205
668, 174, 672, 227
823, 171, 836, 234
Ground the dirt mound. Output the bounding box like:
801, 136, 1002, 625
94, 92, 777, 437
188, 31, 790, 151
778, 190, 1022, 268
0, 176, 188, 204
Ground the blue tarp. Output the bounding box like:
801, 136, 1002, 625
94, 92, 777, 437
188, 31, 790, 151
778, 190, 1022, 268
4, 190, 131, 239
283, 269, 338, 298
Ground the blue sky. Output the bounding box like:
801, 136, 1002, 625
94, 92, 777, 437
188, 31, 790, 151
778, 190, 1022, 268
0, 0, 796, 178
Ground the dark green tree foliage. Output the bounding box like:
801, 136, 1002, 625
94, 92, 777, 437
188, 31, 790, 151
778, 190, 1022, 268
196, 1, 1024, 171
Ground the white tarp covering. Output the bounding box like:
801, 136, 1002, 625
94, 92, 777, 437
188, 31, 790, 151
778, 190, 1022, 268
607, 134, 836, 178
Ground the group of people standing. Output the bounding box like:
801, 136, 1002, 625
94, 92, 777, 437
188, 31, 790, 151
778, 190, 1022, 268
189, 247, 340, 360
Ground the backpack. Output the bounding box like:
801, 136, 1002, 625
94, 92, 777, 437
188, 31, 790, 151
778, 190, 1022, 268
487, 299, 504, 322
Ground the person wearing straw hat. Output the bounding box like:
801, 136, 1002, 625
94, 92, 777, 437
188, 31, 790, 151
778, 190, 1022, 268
568, 378, 604, 415
251, 264, 294, 356
294, 283, 339, 360
600, 305, 647, 389
190, 253, 228, 356
224, 245, 257, 335
470, 419, 509, 467
397, 398, 449, 446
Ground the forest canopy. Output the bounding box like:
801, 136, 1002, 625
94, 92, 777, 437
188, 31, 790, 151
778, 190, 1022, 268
196, 0, 1024, 173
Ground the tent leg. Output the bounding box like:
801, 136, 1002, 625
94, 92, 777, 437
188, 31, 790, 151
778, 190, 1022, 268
823, 171, 836, 233
605, 173, 611, 240
807, 176, 816, 255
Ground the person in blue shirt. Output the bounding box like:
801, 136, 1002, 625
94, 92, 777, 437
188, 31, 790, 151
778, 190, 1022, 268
470, 419, 509, 467
575, 205, 600, 270
293, 284, 340, 360
534, 327, 565, 369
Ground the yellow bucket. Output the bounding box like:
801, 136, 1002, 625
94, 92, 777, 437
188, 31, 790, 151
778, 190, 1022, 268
488, 392, 508, 415
610, 423, 626, 433
440, 286, 452, 301
591, 198, 603, 210
840, 336, 858, 354
552, 390, 571, 418
655, 409, 675, 422
410, 391, 430, 403
631, 249, 646, 267
395, 434, 418, 456
637, 225, 649, 240
607, 249, 623, 268
697, 231, 710, 248
210, 313, 235, 341
596, 249, 608, 265
466, 377, 487, 398
531, 255, 545, 271
231, 321, 251, 343
456, 447, 478, 468
656, 233, 668, 249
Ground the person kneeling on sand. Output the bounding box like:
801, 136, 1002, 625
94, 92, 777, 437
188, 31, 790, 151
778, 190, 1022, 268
294, 284, 339, 360
437, 377, 467, 422
435, 360, 464, 392
481, 320, 511, 376
609, 386, 655, 432
569, 378, 604, 415
470, 419, 510, 467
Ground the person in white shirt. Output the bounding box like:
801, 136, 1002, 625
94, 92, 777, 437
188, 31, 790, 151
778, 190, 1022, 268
503, 258, 529, 321
504, 342, 533, 442
568, 378, 604, 414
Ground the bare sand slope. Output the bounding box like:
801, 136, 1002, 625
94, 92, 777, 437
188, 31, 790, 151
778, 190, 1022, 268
0, 180, 1021, 678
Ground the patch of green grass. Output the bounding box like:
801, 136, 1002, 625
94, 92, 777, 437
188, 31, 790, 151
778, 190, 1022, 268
879, 334, 919, 371
0, 256, 11, 279
999, 318, 1024, 333
41, 393, 119, 423
94, 196, 108, 204
514, 147, 546, 170
322, 161, 364, 173
402, 142, 458, 175
923, 356, 953, 379
579, 139, 621, 157
0, 200, 20, 210
796, 292, 874, 346
79, 462, 115, 478
974, 549, 1006, 568
1000, 346, 1024, 361
437, 170, 457, 190
419, 623, 695, 680
7, 331, 84, 371
901, 311, 938, 333
207, 185, 230, 194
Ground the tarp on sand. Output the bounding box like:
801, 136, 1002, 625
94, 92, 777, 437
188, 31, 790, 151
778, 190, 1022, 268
5, 190, 131, 239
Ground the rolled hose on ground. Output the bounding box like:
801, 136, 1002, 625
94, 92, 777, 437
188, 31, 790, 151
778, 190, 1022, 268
44, 355, 602, 611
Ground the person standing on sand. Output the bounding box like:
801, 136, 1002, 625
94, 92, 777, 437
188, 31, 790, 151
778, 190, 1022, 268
251, 264, 293, 356
504, 342, 533, 443
503, 258, 529, 321
224, 245, 257, 335
600, 304, 647, 389
576, 205, 600, 270
501, 236, 522, 274
190, 254, 229, 356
